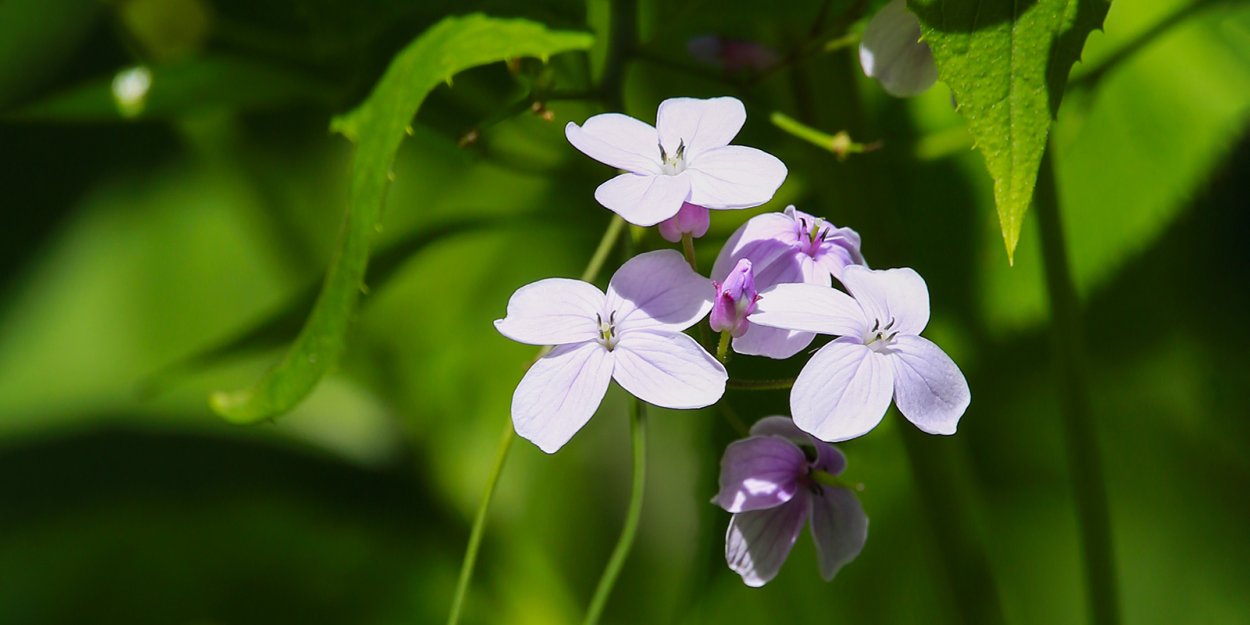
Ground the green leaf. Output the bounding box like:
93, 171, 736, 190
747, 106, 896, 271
908, 0, 1110, 263
209, 14, 593, 424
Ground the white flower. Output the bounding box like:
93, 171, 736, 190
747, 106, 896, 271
750, 266, 970, 441
565, 96, 788, 226
495, 250, 727, 453
859, 0, 938, 98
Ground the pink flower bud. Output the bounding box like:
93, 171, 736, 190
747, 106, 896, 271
658, 202, 712, 243
710, 258, 760, 337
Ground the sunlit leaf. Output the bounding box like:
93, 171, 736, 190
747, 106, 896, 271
209, 14, 593, 423
908, 0, 1109, 263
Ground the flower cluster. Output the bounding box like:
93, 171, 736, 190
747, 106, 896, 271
496, 96, 968, 586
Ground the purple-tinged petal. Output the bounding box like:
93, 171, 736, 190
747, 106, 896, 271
686, 145, 787, 209
731, 324, 816, 360
814, 442, 847, 476
725, 491, 811, 587
712, 211, 800, 281
710, 258, 759, 338
811, 226, 868, 279
594, 172, 691, 227
512, 341, 614, 454
657, 202, 711, 243
839, 266, 930, 335
809, 486, 868, 581
751, 283, 868, 337
714, 436, 807, 513
565, 115, 661, 175
750, 416, 845, 474
494, 278, 605, 346
888, 335, 970, 435
608, 250, 713, 333
612, 330, 726, 409
656, 96, 746, 159
791, 337, 895, 442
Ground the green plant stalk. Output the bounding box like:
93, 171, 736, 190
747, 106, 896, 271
1035, 149, 1121, 625
445, 215, 625, 625
726, 377, 794, 391
582, 398, 647, 625
715, 330, 732, 364
680, 232, 698, 271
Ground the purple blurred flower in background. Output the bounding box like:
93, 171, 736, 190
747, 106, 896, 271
658, 201, 711, 243
687, 35, 780, 74
712, 206, 866, 359
495, 250, 726, 453
715, 416, 868, 587
710, 258, 760, 338
566, 96, 787, 226
859, 0, 938, 97
751, 266, 970, 442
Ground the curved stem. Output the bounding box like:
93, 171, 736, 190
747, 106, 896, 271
1036, 150, 1120, 625
447, 216, 625, 625
726, 377, 794, 391
582, 398, 648, 625
445, 419, 515, 625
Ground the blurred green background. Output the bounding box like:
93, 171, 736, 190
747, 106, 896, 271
2, 0, 1248, 623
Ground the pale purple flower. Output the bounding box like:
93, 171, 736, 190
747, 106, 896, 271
658, 201, 711, 243
715, 416, 868, 587
710, 259, 760, 338
750, 266, 971, 442
859, 0, 938, 98
711, 206, 866, 359
565, 96, 788, 227
495, 250, 727, 453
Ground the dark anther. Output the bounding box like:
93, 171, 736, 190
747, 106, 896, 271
675, 139, 686, 161
884, 317, 896, 331
658, 142, 667, 162
609, 310, 616, 323
871, 319, 880, 333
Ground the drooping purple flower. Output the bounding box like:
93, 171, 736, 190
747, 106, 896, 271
750, 266, 970, 442
658, 201, 711, 243
496, 250, 727, 453
565, 96, 788, 227
859, 0, 938, 98
710, 259, 760, 338
711, 206, 866, 359
715, 416, 868, 587
687, 35, 780, 74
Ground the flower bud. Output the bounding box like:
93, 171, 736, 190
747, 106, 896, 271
710, 259, 760, 338
858, 0, 937, 98
658, 202, 711, 243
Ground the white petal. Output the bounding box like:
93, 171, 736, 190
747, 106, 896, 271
859, 0, 937, 97
607, 250, 713, 333
791, 338, 895, 442
686, 146, 788, 209
839, 265, 930, 335
809, 486, 869, 581
711, 210, 800, 281
751, 283, 867, 337
612, 330, 726, 409
655, 96, 746, 160
888, 335, 970, 435
494, 278, 605, 345
725, 492, 811, 587
565, 115, 661, 175
731, 324, 816, 360
594, 172, 691, 227
512, 341, 615, 454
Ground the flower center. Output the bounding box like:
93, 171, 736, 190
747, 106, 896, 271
658, 139, 688, 175
864, 317, 898, 351
794, 216, 831, 258
596, 311, 619, 351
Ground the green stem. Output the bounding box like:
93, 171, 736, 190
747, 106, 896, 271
1035, 150, 1120, 625
726, 377, 794, 391
680, 232, 698, 271
447, 216, 625, 625
809, 469, 855, 490
582, 398, 648, 625
445, 419, 515, 625
715, 331, 732, 364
